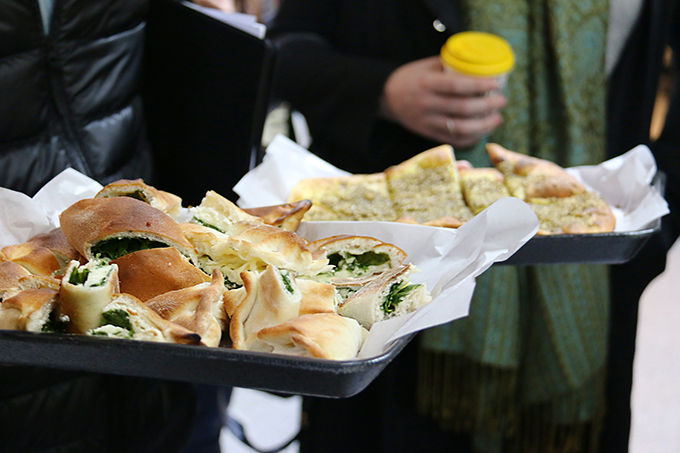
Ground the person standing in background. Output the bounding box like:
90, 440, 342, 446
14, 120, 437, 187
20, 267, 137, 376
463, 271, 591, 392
268, 1, 611, 452
0, 1, 229, 451
603, 0, 680, 450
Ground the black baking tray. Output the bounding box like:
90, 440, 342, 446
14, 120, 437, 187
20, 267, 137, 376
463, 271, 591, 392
0, 329, 411, 398
498, 218, 661, 266
499, 171, 666, 266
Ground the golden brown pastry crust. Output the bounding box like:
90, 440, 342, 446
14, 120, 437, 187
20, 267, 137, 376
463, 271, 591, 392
297, 279, 338, 315
59, 197, 196, 263
146, 270, 225, 347
230, 266, 301, 350
1, 242, 62, 276
486, 143, 586, 200
255, 313, 364, 360
0, 260, 32, 295
112, 247, 210, 302
99, 293, 203, 345
0, 288, 59, 331
96, 178, 183, 217
242, 200, 312, 231
59, 260, 121, 334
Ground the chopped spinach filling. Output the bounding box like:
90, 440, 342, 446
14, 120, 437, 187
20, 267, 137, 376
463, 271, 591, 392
280, 270, 294, 294
92, 238, 168, 261
223, 275, 242, 290
329, 251, 390, 273
41, 310, 69, 333
101, 309, 133, 332
192, 218, 224, 233
381, 282, 421, 315
124, 190, 148, 203
69, 267, 90, 285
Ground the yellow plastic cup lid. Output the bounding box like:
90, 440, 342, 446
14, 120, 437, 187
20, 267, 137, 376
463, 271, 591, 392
441, 31, 515, 77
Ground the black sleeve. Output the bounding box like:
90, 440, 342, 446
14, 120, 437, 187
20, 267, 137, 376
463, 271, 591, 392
650, 1, 680, 248
267, 0, 399, 156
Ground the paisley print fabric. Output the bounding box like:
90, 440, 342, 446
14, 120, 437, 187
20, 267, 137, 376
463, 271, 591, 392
418, 0, 610, 451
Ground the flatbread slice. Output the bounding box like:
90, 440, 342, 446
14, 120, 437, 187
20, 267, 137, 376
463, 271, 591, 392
384, 145, 473, 224
486, 143, 586, 200
528, 192, 616, 235
288, 173, 397, 221
459, 167, 511, 214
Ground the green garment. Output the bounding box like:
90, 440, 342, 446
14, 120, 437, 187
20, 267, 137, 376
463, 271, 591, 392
417, 0, 610, 451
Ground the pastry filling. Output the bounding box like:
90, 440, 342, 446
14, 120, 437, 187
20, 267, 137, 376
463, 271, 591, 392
90, 309, 134, 338
41, 310, 69, 333
328, 251, 390, 277
381, 282, 421, 314
92, 238, 168, 261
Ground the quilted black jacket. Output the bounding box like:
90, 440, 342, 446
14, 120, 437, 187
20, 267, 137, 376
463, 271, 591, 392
0, 2, 198, 451
0, 0, 154, 196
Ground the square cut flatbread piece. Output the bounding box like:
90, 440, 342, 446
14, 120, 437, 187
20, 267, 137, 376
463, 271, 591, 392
528, 192, 616, 235
486, 143, 586, 201
459, 167, 510, 215
288, 173, 397, 221
384, 145, 473, 224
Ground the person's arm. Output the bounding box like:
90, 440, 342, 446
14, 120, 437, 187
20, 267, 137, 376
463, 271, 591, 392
268, 0, 505, 154
650, 6, 680, 245
268, 0, 398, 154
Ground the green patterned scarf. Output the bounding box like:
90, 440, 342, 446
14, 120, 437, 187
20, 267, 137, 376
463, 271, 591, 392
417, 0, 609, 451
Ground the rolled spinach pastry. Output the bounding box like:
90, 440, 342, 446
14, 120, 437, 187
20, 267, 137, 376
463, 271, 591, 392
89, 293, 202, 345
59, 260, 120, 334
338, 264, 432, 329
308, 235, 407, 279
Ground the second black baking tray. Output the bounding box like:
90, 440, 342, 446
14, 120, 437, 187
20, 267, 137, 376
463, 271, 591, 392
0, 329, 411, 398
499, 218, 661, 266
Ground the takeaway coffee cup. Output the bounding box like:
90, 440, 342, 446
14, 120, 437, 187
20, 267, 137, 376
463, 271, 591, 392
440, 31, 515, 93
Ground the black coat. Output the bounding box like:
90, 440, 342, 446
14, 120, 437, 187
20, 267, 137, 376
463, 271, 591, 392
603, 0, 680, 450
0, 2, 197, 450
0, 0, 154, 196
268, 0, 464, 174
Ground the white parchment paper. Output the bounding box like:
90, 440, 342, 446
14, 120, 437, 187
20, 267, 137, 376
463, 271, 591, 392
233, 136, 669, 357
0, 137, 666, 359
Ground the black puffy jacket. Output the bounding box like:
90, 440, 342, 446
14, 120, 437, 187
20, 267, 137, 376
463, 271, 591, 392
0, 0, 154, 196
0, 2, 198, 451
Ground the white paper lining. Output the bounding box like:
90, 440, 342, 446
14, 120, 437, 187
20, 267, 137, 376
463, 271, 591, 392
0, 138, 668, 359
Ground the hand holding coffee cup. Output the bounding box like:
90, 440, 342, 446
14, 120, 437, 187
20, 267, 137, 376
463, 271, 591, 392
379, 33, 513, 148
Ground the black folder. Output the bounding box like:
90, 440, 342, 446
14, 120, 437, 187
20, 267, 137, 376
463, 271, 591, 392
142, 0, 275, 205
